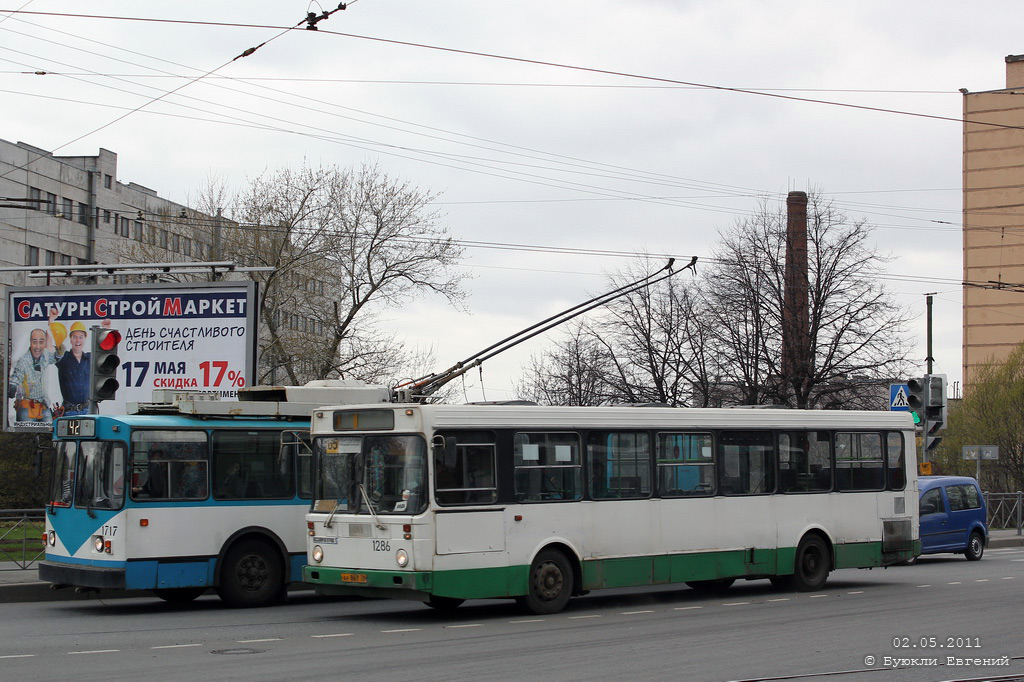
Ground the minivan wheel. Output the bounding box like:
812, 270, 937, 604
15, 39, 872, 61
965, 531, 985, 561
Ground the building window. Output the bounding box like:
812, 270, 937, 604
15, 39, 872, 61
62, 197, 73, 219
159, 229, 168, 249
45, 250, 55, 266
134, 221, 143, 241
27, 246, 39, 266
46, 192, 57, 215
183, 238, 191, 257
77, 202, 89, 226
28, 187, 41, 205
60, 253, 72, 265
171, 233, 179, 252
103, 209, 111, 224
104, 174, 112, 189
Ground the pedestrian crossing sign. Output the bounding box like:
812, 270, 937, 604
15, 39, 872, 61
889, 384, 910, 411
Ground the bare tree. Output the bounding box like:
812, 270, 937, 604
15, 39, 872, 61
219, 162, 466, 385
517, 192, 910, 409
708, 193, 911, 408
516, 322, 615, 406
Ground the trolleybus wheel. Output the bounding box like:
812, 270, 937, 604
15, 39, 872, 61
791, 535, 829, 591
521, 549, 573, 615
965, 531, 985, 561
154, 587, 206, 604
425, 595, 465, 611
685, 578, 735, 593
217, 539, 284, 608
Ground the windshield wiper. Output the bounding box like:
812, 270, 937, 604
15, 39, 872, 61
323, 497, 341, 528
358, 483, 386, 530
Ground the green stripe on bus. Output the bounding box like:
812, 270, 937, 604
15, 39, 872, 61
304, 541, 893, 599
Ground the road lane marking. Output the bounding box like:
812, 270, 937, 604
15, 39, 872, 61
809, 594, 827, 598
0, 655, 35, 659
151, 644, 202, 649
847, 591, 864, 595
674, 606, 703, 611
569, 615, 601, 619
1002, 577, 1016, 580
768, 598, 789, 602
509, 619, 545, 623
948, 581, 962, 585
382, 628, 422, 633
68, 650, 119, 655
445, 624, 483, 629
622, 610, 654, 615
722, 602, 750, 606
237, 639, 281, 643
311, 633, 354, 638
975, 579, 989, 582
916, 584, 931, 588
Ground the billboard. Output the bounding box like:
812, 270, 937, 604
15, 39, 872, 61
5, 282, 257, 432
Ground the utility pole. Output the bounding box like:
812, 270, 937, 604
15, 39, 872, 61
925, 293, 935, 374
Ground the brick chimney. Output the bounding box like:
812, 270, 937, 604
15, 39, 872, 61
1006, 54, 1024, 89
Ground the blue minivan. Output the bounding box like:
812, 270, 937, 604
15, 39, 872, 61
917, 475, 989, 561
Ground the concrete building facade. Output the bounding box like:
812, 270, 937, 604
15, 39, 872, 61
962, 56, 1024, 389
0, 137, 217, 354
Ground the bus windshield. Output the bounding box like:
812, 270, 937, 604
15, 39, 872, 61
76, 441, 127, 511
314, 434, 427, 515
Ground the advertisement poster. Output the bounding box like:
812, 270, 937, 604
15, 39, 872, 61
5, 282, 256, 432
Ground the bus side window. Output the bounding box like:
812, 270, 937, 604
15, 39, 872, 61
657, 433, 714, 497
434, 431, 498, 506
513, 432, 581, 502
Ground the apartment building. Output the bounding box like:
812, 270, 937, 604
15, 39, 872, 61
962, 55, 1024, 389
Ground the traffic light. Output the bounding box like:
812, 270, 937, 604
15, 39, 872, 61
906, 376, 926, 426
923, 374, 947, 453
89, 326, 122, 402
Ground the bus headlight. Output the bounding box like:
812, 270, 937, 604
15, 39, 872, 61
93, 536, 104, 552
311, 545, 324, 563
396, 549, 409, 568
47, 530, 56, 546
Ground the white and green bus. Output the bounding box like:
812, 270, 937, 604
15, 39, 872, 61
303, 404, 919, 614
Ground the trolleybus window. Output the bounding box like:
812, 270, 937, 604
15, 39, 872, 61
75, 441, 126, 511
130, 430, 208, 501
587, 431, 650, 499
778, 431, 831, 493
657, 432, 714, 497
718, 431, 774, 495
50, 440, 77, 507
835, 432, 884, 491
212, 431, 295, 499
434, 431, 498, 505
887, 432, 906, 490
513, 432, 582, 502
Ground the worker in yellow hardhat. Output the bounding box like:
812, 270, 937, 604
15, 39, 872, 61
49, 309, 108, 416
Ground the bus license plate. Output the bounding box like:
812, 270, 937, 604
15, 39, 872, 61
341, 573, 367, 584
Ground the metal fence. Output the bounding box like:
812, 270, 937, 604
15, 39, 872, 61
985, 492, 1024, 535
0, 509, 45, 570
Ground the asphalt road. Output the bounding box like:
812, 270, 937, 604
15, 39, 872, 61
2, 546, 1022, 682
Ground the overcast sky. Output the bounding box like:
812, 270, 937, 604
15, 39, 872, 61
3, 1, 1021, 402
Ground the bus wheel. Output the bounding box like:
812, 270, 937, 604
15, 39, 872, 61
154, 587, 206, 604
685, 578, 735, 593
791, 535, 829, 591
425, 595, 465, 611
217, 539, 284, 608
965, 532, 985, 561
521, 549, 574, 615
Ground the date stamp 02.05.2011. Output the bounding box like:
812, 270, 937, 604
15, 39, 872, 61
861, 637, 1011, 671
